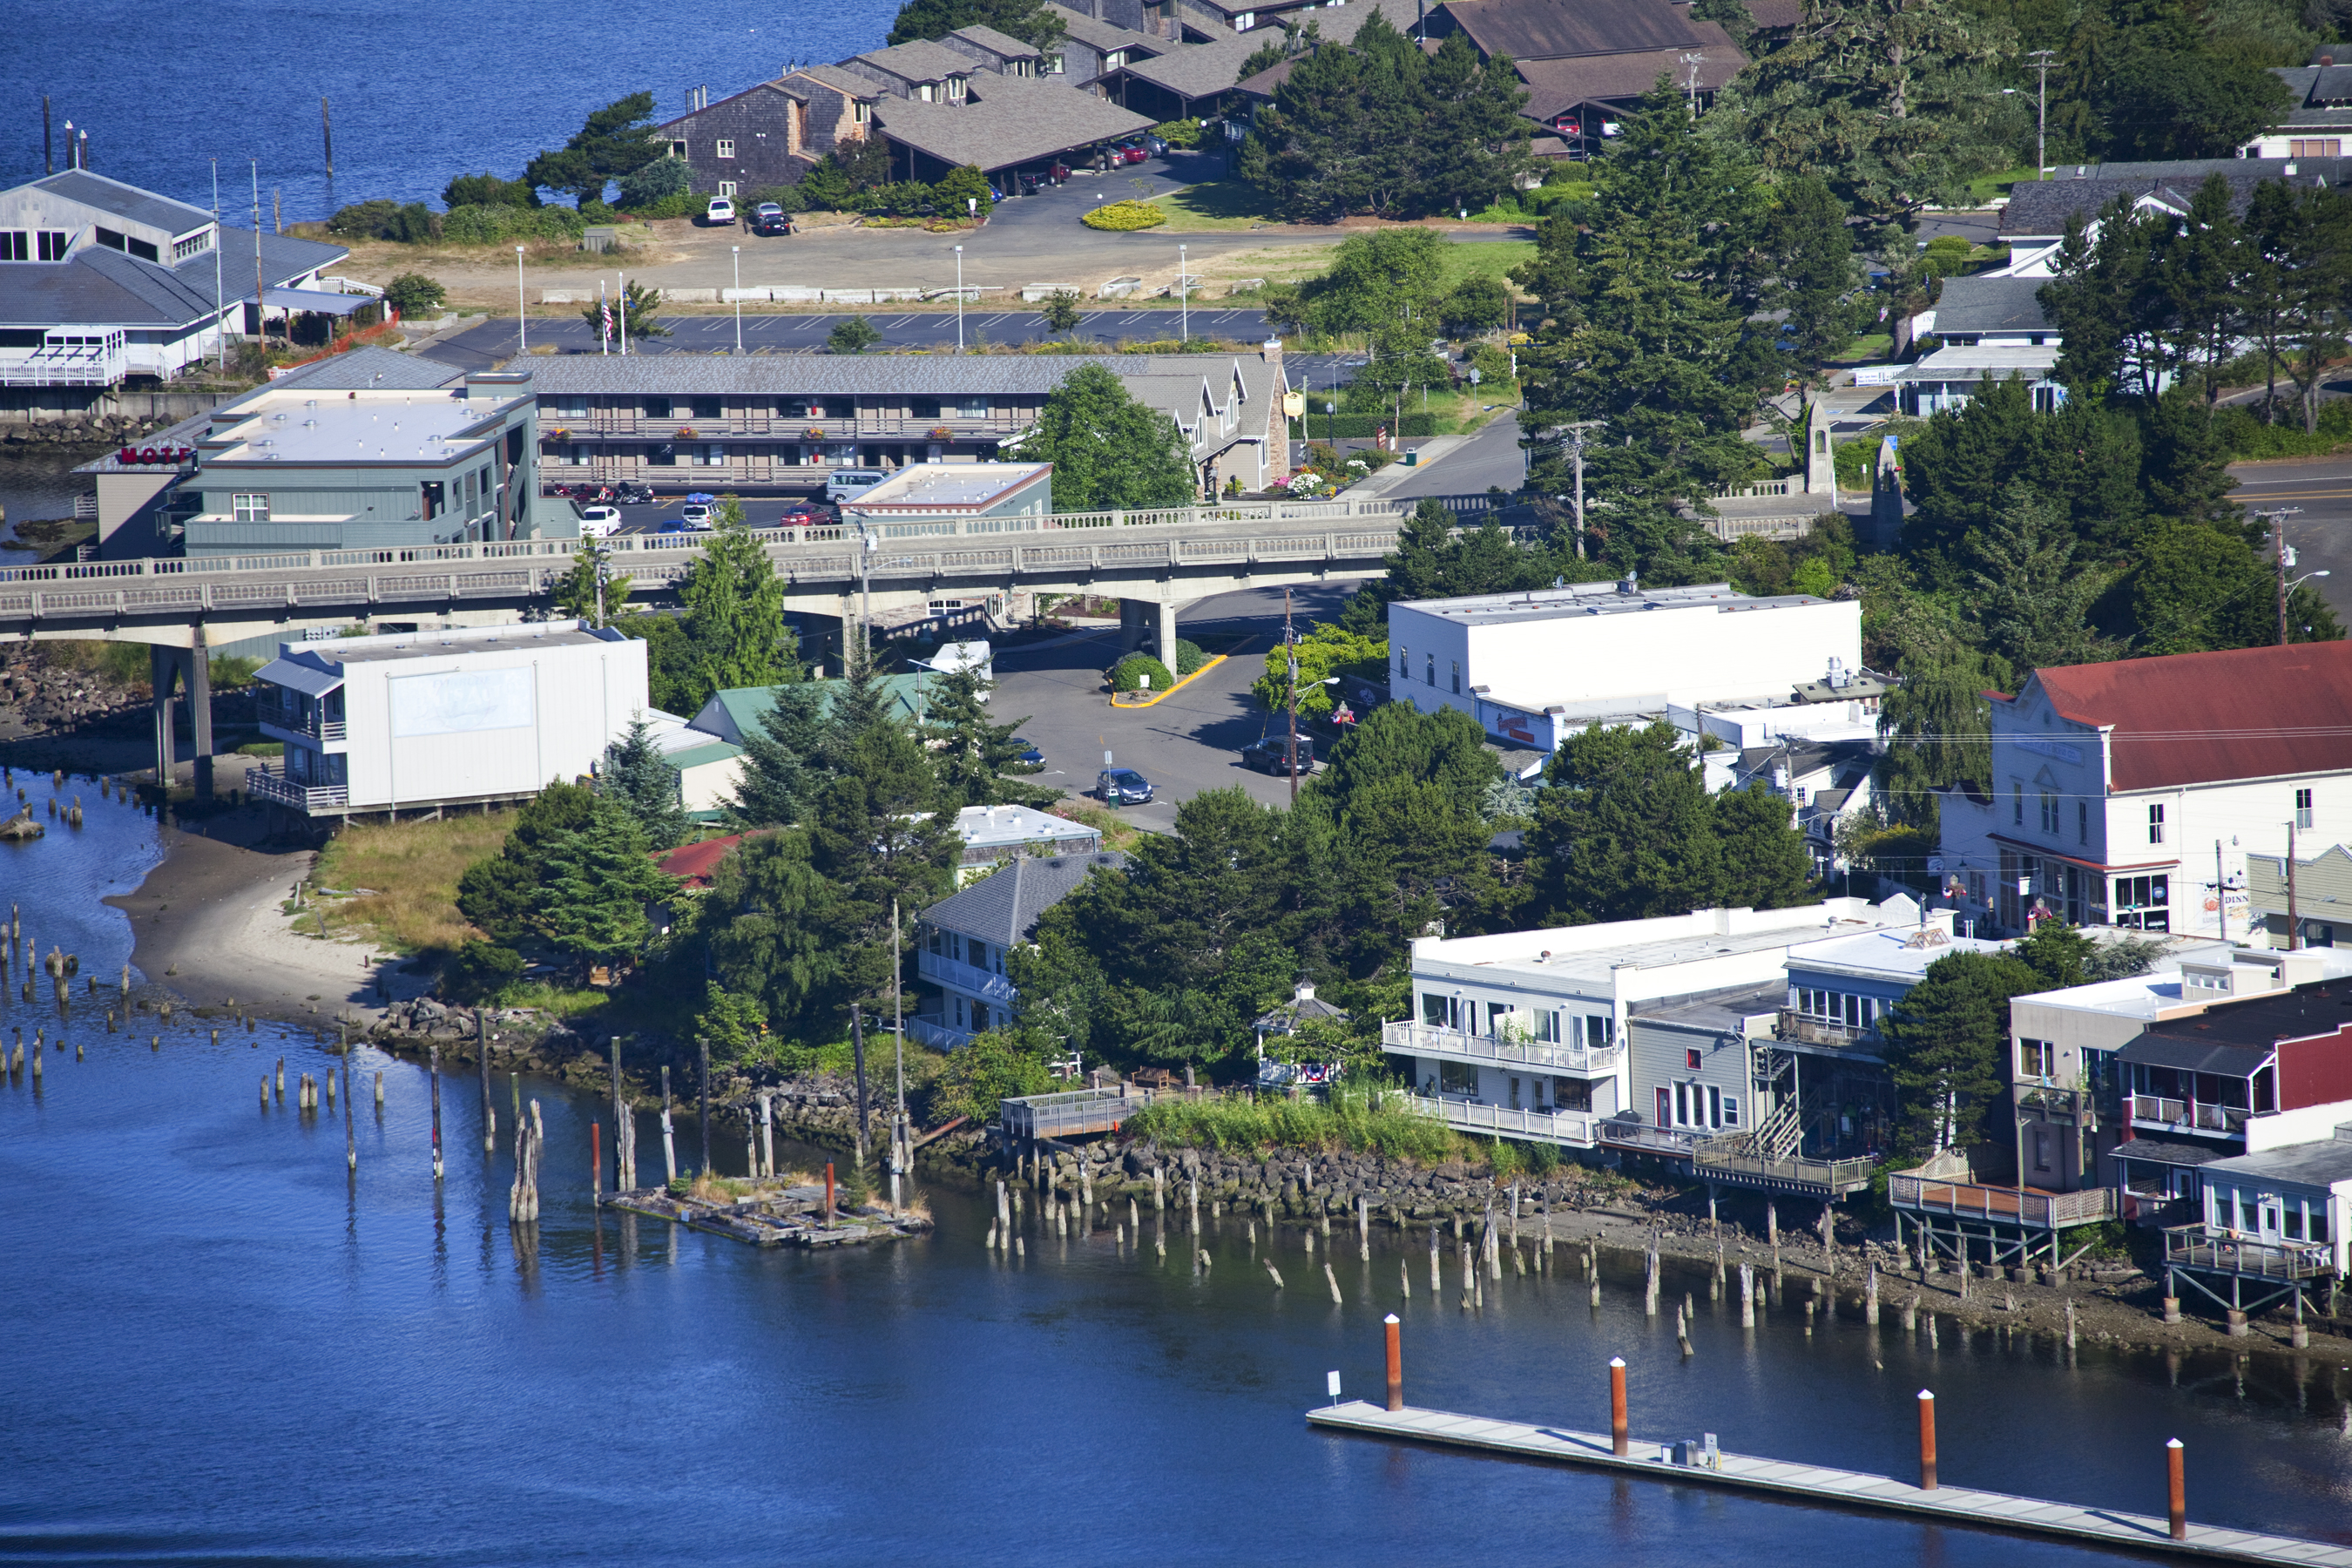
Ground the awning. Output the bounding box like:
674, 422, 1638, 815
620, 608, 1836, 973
2113, 1135, 2231, 1169
1990, 835, 2178, 875
261, 287, 373, 317
254, 655, 344, 697
2115, 1034, 2270, 1076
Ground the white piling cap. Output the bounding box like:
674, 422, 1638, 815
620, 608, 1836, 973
1384, 1313, 1400, 1324
1918, 1389, 1935, 1401
1609, 1355, 1626, 1368
2167, 1437, 2185, 1449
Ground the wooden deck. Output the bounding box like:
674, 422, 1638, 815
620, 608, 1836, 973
1890, 1173, 2116, 1229
1306, 1402, 2352, 1565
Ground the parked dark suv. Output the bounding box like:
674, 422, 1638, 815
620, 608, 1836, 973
1241, 736, 1314, 775
1098, 767, 1154, 806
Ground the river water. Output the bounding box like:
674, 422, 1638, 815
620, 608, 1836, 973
3, 797, 2352, 1565
3, 0, 902, 222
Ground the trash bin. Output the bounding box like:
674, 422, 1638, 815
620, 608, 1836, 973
1402, 449, 1419, 467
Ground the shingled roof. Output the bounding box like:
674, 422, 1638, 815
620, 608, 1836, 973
875, 74, 1153, 171
1437, 0, 1696, 60
922, 850, 1128, 944
1513, 20, 1744, 118
1999, 162, 2352, 238
1927, 274, 2052, 336
2005, 643, 2352, 793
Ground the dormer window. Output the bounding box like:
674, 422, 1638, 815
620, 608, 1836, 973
854, 99, 871, 123
948, 74, 968, 99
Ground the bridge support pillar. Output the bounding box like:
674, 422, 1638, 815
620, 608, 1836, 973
1119, 598, 1147, 655
1153, 599, 1179, 670
149, 645, 179, 786
188, 625, 213, 802
1116, 598, 1180, 668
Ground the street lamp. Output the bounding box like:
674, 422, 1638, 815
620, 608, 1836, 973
515, 245, 526, 355
732, 245, 742, 355
954, 244, 965, 352
2027, 49, 2053, 179
1179, 241, 1188, 341
1563, 420, 1602, 559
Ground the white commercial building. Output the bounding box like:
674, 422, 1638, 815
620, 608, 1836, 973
248, 621, 648, 816
1937, 642, 2352, 939
1386, 579, 1862, 755
1383, 894, 1927, 1154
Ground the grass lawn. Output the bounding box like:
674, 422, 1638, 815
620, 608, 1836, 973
1962, 166, 2042, 204
1157, 181, 1282, 232
314, 813, 516, 955
1828, 331, 1896, 366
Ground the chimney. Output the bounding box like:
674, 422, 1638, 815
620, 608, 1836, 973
1294, 976, 1315, 1003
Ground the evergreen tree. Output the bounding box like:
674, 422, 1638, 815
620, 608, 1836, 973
1965, 482, 2121, 672
598, 715, 689, 849
1528, 721, 1725, 924
727, 681, 829, 828
811, 701, 960, 1013
1712, 784, 1820, 910
927, 665, 1055, 808
886, 0, 1064, 50
1012, 363, 1196, 510
524, 92, 662, 205
698, 830, 840, 1038
537, 796, 674, 972
551, 543, 632, 627
455, 781, 598, 943
1880, 950, 2043, 1158
1336, 501, 1580, 637
1761, 176, 1862, 369
672, 500, 799, 711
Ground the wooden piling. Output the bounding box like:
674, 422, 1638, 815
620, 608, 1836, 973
375, 1070, 383, 1109
610, 1037, 635, 1193
480, 1024, 494, 1152
429, 1046, 443, 1182
260, 1075, 268, 1108
1325, 1261, 1342, 1305
342, 1041, 355, 1172
1677, 1303, 1693, 1358
697, 1037, 711, 1178
1428, 1227, 1440, 1294
507, 1099, 543, 1222
274, 1058, 284, 1100
1645, 1247, 1659, 1315
1401, 1257, 1411, 1300
660, 1066, 677, 1187
1867, 1263, 1880, 1325
1740, 1261, 1755, 1327
1903, 1293, 1917, 1331
2166, 1440, 2186, 1540
760, 1092, 774, 1180
2065, 1297, 2078, 1349
1385, 1314, 1402, 1410
1767, 1200, 1777, 1246
1265, 1258, 1285, 1288
1609, 1357, 1629, 1456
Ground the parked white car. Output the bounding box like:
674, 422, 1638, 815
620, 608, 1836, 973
705, 196, 735, 225
578, 504, 622, 537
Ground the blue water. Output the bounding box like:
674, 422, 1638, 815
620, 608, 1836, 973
3, 794, 2352, 1563
0, 0, 900, 222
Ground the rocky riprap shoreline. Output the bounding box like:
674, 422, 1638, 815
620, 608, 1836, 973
1, 413, 177, 449
0, 649, 147, 738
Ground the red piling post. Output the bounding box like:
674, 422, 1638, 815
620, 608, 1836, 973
2167, 1439, 2186, 1540
1918, 1390, 1938, 1490
592, 1122, 601, 1202
825, 1161, 835, 1226
1609, 1356, 1628, 1456
1384, 1314, 1402, 1411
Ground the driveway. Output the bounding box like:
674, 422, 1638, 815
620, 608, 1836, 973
991, 581, 1364, 832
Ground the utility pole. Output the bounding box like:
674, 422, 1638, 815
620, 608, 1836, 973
1565, 421, 1600, 559
2259, 507, 2301, 645
250, 161, 266, 350
516, 246, 527, 355
2028, 50, 2053, 179
1284, 586, 1301, 802
210, 159, 223, 369
2288, 818, 2301, 950
42, 98, 51, 175
321, 97, 334, 178
2216, 840, 2228, 943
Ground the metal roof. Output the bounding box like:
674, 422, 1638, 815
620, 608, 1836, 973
921, 848, 1127, 944
0, 226, 345, 329
527, 350, 1264, 396
2020, 642, 2352, 792
253, 652, 345, 697
28, 169, 214, 234
2115, 1034, 2274, 1075
263, 345, 466, 393
2205, 1132, 2352, 1187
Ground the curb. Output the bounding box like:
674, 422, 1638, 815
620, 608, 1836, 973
1108, 653, 1227, 708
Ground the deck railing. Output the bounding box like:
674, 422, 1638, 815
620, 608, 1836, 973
1402, 1093, 1596, 1148
1001, 1085, 1141, 1139
1889, 1173, 2116, 1228
1380, 1021, 1619, 1076
2163, 1226, 2335, 1280
1693, 1141, 1878, 1194
246, 766, 348, 814
1598, 1120, 1699, 1158
2132, 1095, 2248, 1134
917, 949, 1015, 1005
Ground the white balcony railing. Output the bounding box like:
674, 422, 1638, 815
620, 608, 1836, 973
1402, 1092, 1597, 1148
918, 949, 1016, 1005
2132, 1095, 2249, 1135
906, 1017, 968, 1050
1381, 1021, 1619, 1077
247, 765, 348, 814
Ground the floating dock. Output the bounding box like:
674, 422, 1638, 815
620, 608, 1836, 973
602, 1183, 930, 1248
1307, 1402, 2352, 1565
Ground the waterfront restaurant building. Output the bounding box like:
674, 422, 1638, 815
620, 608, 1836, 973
247, 620, 648, 817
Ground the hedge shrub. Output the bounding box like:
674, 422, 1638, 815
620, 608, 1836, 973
1111, 653, 1175, 693
1081, 199, 1166, 231
1288, 413, 1436, 438
1173, 639, 1208, 678
440, 203, 586, 244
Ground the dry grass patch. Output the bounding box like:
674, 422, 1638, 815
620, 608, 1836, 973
315, 812, 515, 954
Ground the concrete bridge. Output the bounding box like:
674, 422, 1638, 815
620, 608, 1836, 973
0, 493, 1464, 653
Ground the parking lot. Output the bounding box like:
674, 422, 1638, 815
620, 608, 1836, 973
989, 580, 1364, 833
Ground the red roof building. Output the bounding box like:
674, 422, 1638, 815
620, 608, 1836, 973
1937, 644, 2352, 944
654, 833, 761, 889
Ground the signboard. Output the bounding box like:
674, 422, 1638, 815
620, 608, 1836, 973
389, 666, 534, 738
1281, 391, 1305, 417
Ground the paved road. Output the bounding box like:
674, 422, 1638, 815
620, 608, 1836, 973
2227, 456, 2352, 626
1380, 412, 1526, 498
990, 581, 1362, 832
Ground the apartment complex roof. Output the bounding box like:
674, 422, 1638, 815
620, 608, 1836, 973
526, 350, 1268, 397
951, 23, 1044, 57
1044, 3, 1167, 54
1999, 163, 2352, 237
2013, 642, 2352, 792
1439, 0, 1695, 58
922, 849, 1127, 943
855, 39, 983, 82
1103, 32, 1265, 99
876, 73, 1154, 170
1514, 22, 1744, 116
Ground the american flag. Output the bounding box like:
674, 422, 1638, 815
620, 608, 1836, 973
600, 290, 612, 346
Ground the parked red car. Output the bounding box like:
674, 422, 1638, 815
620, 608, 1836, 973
778, 502, 831, 527
1118, 142, 1150, 165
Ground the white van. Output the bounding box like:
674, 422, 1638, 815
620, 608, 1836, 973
826, 468, 889, 504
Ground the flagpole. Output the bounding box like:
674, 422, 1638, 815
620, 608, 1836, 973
618, 271, 629, 357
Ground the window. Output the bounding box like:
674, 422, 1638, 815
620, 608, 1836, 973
1424, 653, 1435, 686
2040, 792, 2058, 835
715, 139, 736, 159
2013, 784, 2024, 825
1580, 1014, 1614, 1049
2033, 1129, 2051, 1172
2297, 787, 2315, 830
2078, 801, 2089, 844
1396, 645, 1409, 679
1046, 52, 1065, 71
2314, 1206, 2332, 1244
2292, 139, 2342, 158
952, 395, 989, 418
231, 493, 269, 523
2018, 1038, 2054, 1078
172, 231, 210, 262
853, 100, 871, 124
717, 180, 738, 198
1450, 660, 1461, 695
1556, 1078, 1592, 1112
1722, 1096, 1740, 1125
1438, 1059, 1476, 1096
2148, 802, 2166, 844
95, 226, 125, 252
37, 230, 67, 261
2287, 1203, 2305, 1240
670, 139, 688, 159
947, 75, 969, 99
1419, 992, 1450, 1027
0, 233, 25, 261
1686, 1047, 1703, 1071
1535, 1010, 1561, 1043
